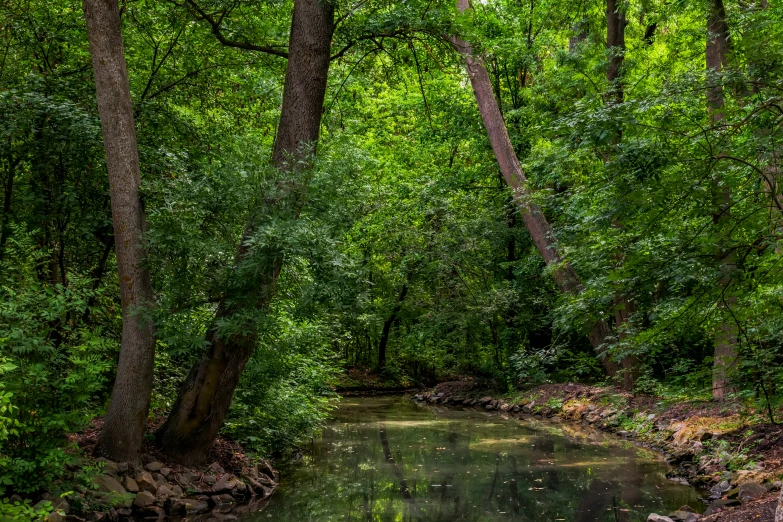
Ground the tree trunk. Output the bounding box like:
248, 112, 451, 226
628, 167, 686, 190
378, 284, 409, 370
0, 154, 18, 262
451, 0, 621, 377
83, 0, 156, 464
606, 0, 625, 107
606, 0, 639, 390
155, 0, 335, 465
707, 0, 737, 401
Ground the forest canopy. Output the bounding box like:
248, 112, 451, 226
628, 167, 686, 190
0, 0, 782, 515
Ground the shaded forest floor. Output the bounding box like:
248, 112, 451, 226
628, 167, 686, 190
415, 379, 783, 521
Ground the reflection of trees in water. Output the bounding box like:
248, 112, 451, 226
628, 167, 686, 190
257, 402, 695, 522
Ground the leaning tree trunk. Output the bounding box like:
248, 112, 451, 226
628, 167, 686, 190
605, 0, 639, 390
83, 0, 156, 464
707, 0, 737, 401
451, 0, 621, 378
155, 0, 335, 465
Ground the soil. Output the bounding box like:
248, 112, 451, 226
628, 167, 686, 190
73, 414, 250, 474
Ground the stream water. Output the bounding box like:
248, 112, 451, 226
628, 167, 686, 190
246, 396, 702, 521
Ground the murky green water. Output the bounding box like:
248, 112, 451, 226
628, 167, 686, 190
248, 396, 702, 521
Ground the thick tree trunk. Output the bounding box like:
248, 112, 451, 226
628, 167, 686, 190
83, 0, 156, 464
377, 284, 408, 370
451, 0, 621, 377
155, 0, 335, 465
707, 0, 737, 401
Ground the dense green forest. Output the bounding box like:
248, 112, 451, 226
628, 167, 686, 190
1, 0, 782, 516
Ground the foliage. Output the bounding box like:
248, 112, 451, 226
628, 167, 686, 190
1, 0, 783, 508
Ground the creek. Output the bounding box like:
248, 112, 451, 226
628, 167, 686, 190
245, 396, 702, 521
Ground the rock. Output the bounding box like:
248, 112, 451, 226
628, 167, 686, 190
159, 468, 171, 478
703, 499, 740, 516
154, 484, 174, 501
47, 512, 66, 522
499, 403, 510, 412
258, 460, 278, 481
522, 402, 535, 414
86, 513, 106, 522
732, 470, 772, 486
64, 517, 87, 522
485, 404, 495, 411
96, 474, 127, 495
176, 472, 200, 486
145, 462, 163, 472
668, 510, 698, 522
9, 494, 23, 504
710, 480, 731, 499
211, 494, 235, 506
114, 508, 132, 517
167, 498, 210, 515
123, 477, 139, 494
135, 472, 158, 494
678, 505, 696, 513
737, 482, 767, 502
97, 458, 119, 476
153, 474, 167, 488
133, 491, 156, 509
46, 496, 71, 514
135, 505, 164, 519
647, 514, 674, 522
170, 485, 183, 498
116, 462, 129, 474
212, 474, 246, 495
511, 405, 520, 413
203, 474, 217, 486
208, 462, 225, 475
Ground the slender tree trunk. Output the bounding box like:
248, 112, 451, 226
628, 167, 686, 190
451, 0, 621, 377
378, 284, 408, 370
707, 0, 737, 401
83, 0, 156, 464
606, 0, 639, 390
156, 0, 335, 465
0, 154, 18, 262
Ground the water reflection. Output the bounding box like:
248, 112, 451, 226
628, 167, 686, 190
248, 397, 701, 521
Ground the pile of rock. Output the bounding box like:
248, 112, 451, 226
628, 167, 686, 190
45, 458, 278, 521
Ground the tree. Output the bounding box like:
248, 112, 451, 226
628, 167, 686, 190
706, 0, 737, 401
155, 0, 335, 465
605, 0, 639, 390
82, 0, 156, 463
451, 0, 622, 380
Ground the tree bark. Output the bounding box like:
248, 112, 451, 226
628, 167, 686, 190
606, 0, 639, 390
0, 154, 19, 262
377, 284, 408, 370
707, 0, 737, 401
606, 0, 625, 107
155, 0, 335, 465
451, 0, 621, 377
83, 0, 156, 464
